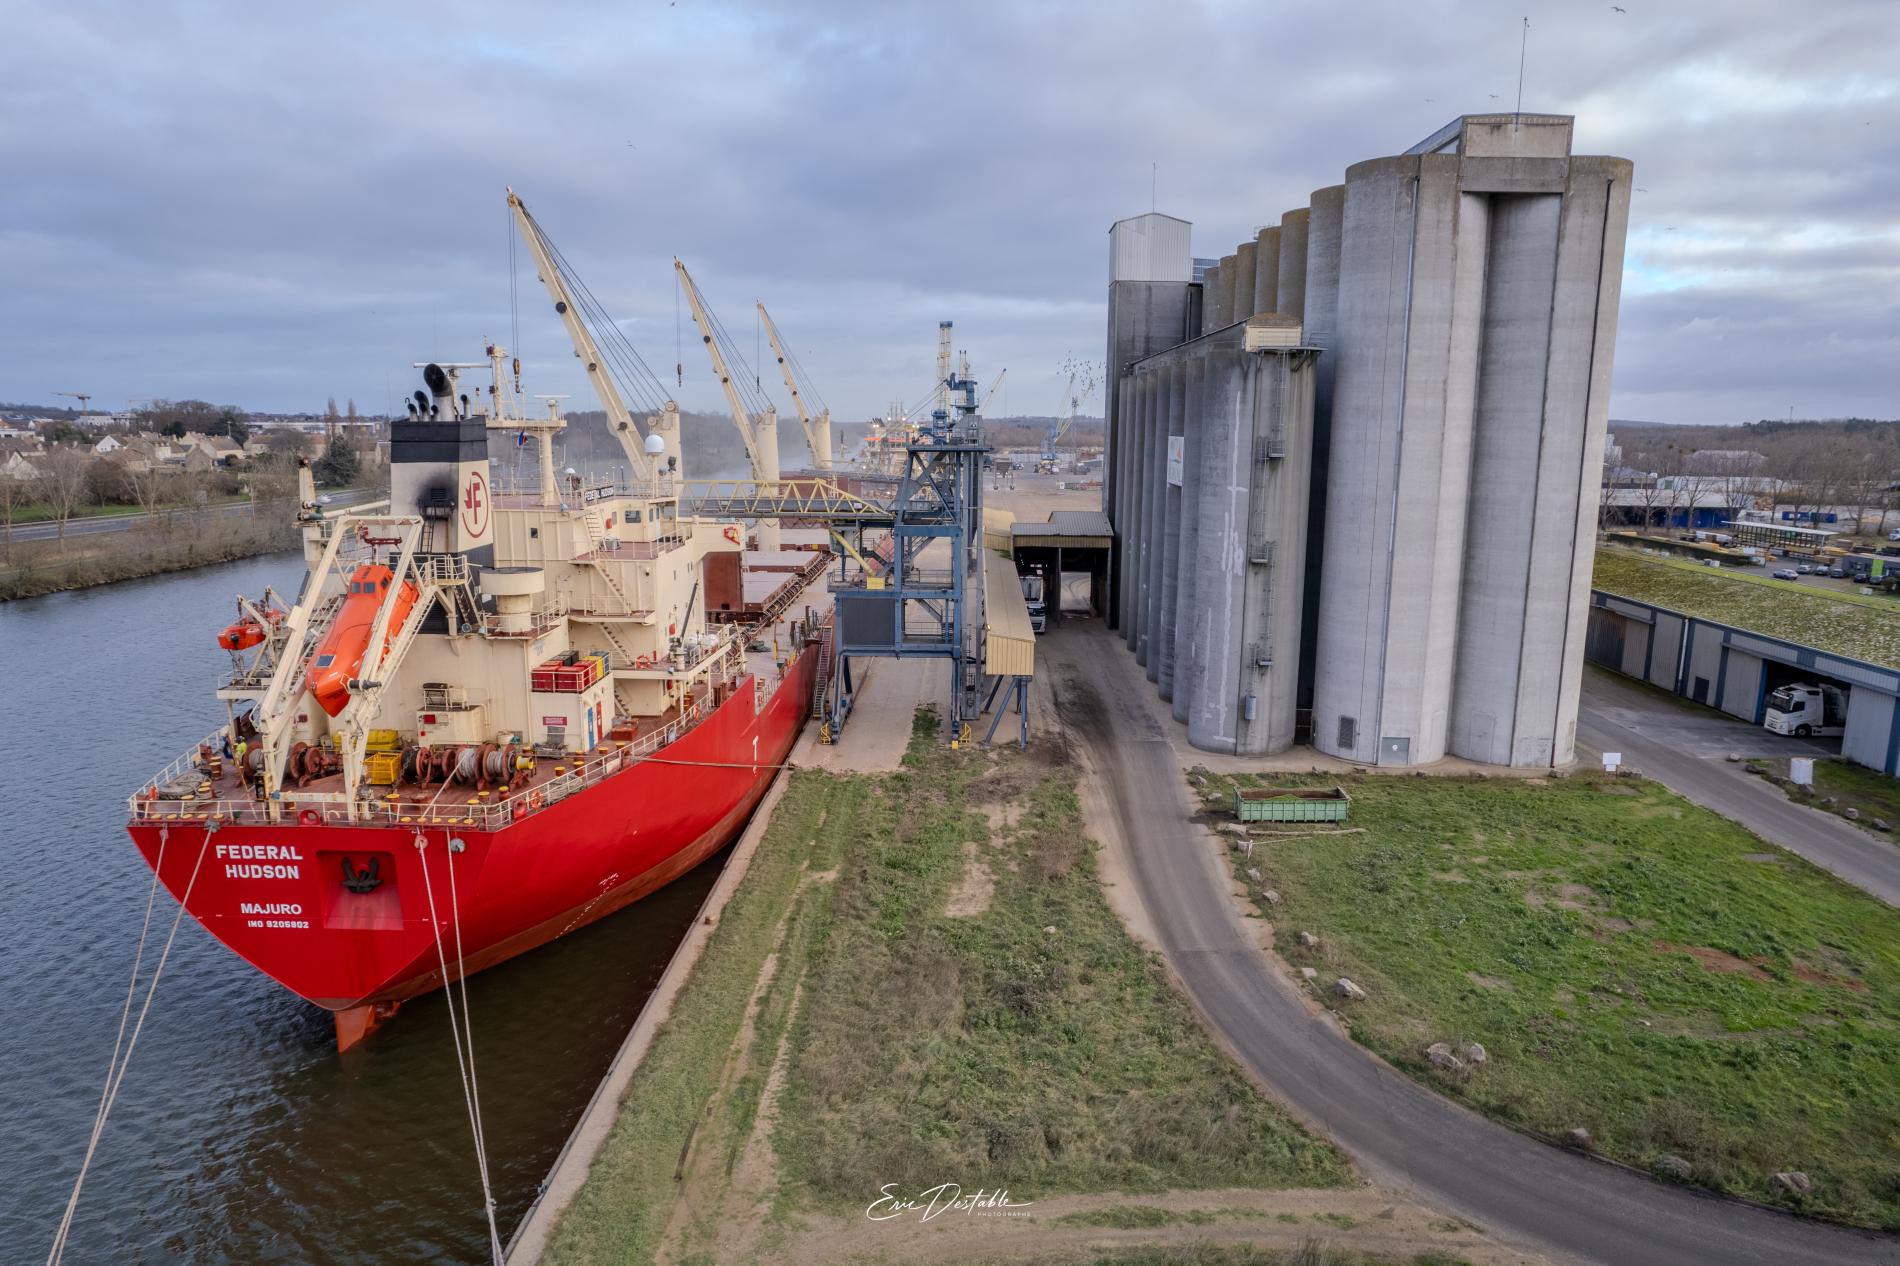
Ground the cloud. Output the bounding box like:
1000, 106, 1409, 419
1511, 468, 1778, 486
2, 0, 1896, 424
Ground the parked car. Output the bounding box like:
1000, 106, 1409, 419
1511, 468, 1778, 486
1829, 565, 1847, 578
1772, 568, 1799, 579
1796, 564, 1812, 573
1701, 559, 1722, 568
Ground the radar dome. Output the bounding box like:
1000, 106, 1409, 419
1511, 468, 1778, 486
643, 434, 667, 455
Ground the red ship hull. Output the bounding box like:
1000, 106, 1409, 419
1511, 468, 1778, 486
128, 653, 817, 1040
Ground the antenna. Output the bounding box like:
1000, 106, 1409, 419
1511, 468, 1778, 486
1514, 16, 1529, 129
1151, 162, 1157, 213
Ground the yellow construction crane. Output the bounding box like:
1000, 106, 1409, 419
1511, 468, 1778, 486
756, 302, 832, 472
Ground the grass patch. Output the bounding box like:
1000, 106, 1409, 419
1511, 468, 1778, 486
774, 721, 1350, 1209
1746, 756, 1900, 838
1592, 548, 1900, 667
547, 712, 1352, 1264
1202, 770, 1900, 1228
541, 773, 868, 1266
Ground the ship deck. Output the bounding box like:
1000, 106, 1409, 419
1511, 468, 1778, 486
133, 554, 836, 834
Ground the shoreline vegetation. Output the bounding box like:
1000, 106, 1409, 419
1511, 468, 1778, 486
0, 506, 302, 600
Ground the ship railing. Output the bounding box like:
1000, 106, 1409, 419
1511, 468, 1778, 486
359, 695, 718, 832
481, 599, 569, 639
130, 727, 227, 810
128, 689, 738, 831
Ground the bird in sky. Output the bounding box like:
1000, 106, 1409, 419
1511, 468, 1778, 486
1612, 5, 1627, 12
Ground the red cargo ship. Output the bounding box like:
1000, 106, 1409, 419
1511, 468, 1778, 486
128, 355, 833, 1048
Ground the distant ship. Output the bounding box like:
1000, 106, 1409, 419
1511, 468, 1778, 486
128, 351, 831, 1048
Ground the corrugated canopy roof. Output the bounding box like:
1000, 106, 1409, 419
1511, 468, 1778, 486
1011, 510, 1113, 547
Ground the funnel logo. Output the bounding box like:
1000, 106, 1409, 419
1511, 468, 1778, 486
462, 470, 489, 538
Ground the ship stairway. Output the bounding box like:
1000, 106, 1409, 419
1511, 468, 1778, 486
811, 620, 836, 722
577, 508, 642, 667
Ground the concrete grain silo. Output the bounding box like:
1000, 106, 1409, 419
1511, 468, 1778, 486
1101, 114, 1629, 769
1308, 114, 1630, 768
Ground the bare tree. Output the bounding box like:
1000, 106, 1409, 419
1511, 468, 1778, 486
0, 471, 30, 554
119, 456, 174, 520
35, 447, 95, 550
1627, 441, 1684, 536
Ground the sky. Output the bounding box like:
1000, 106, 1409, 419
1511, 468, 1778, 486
2, 0, 1896, 425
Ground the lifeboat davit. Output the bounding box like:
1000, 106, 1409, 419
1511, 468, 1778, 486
305, 563, 419, 717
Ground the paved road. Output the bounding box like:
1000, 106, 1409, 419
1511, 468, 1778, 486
5, 488, 378, 543
1045, 623, 1900, 1266
1577, 669, 1900, 908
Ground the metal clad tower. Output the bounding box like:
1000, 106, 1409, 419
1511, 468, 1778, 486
1105, 213, 1194, 635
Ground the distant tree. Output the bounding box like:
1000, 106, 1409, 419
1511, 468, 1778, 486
311, 433, 361, 487
35, 447, 95, 549
0, 471, 29, 551
85, 456, 132, 506
119, 458, 173, 519
262, 429, 314, 460
215, 406, 252, 445
346, 398, 358, 421
41, 421, 86, 445
247, 463, 298, 517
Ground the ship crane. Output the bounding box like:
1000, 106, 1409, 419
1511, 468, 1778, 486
675, 258, 781, 550
1041, 359, 1098, 463
979, 369, 1006, 415
506, 188, 680, 484
757, 302, 832, 472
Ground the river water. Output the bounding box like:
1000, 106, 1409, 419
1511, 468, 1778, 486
0, 554, 721, 1264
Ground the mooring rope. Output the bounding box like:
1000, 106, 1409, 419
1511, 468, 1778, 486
415, 831, 504, 1264
48, 823, 215, 1266
445, 828, 497, 1230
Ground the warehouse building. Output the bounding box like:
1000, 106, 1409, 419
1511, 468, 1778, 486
1587, 592, 1900, 777
1105, 114, 1633, 766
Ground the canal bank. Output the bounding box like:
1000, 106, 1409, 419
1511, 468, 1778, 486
512, 648, 1552, 1266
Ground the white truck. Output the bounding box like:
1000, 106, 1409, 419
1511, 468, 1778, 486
1019, 572, 1047, 634
1764, 683, 1847, 738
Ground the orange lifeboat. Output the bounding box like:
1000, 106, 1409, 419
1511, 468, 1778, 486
305, 563, 419, 717
217, 621, 266, 651
217, 607, 283, 651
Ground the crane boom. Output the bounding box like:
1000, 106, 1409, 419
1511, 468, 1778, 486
757, 302, 832, 471
978, 369, 1006, 414
676, 259, 779, 549
505, 188, 661, 482
675, 259, 763, 471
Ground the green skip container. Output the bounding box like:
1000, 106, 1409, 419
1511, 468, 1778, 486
1235, 786, 1351, 823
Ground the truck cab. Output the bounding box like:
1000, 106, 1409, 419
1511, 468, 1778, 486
1019, 572, 1047, 634
1764, 683, 1848, 738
